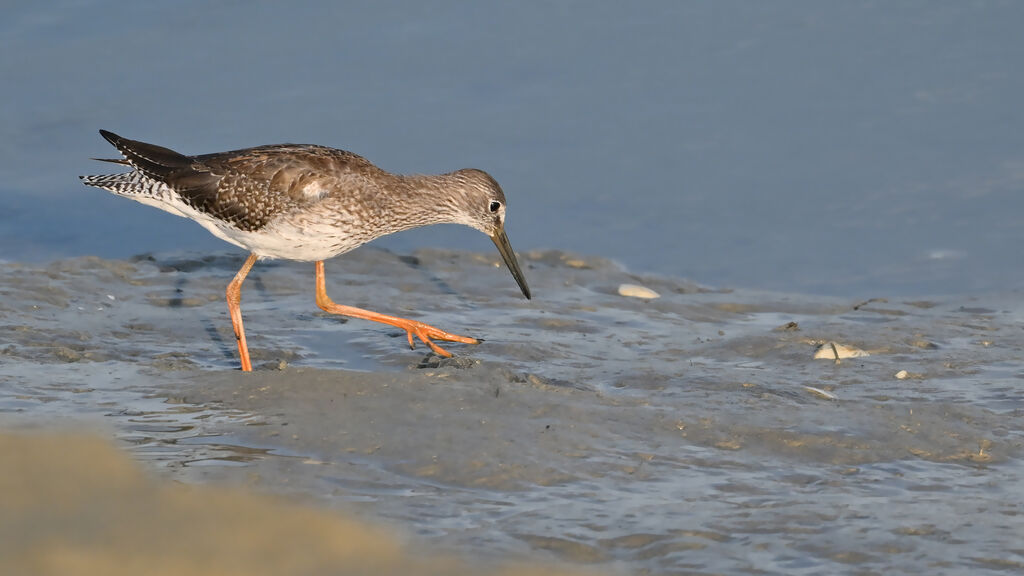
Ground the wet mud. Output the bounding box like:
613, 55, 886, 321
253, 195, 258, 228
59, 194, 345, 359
2, 249, 1023, 574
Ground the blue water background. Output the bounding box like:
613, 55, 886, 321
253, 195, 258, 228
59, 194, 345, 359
1, 1, 1022, 296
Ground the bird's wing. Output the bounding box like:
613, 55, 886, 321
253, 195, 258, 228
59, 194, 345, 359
100, 130, 380, 231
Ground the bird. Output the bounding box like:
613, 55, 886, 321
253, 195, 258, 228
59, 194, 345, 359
81, 130, 531, 371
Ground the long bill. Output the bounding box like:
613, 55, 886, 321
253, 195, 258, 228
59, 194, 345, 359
491, 228, 531, 300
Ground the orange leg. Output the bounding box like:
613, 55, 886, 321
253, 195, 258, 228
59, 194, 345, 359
314, 260, 477, 357
226, 253, 259, 371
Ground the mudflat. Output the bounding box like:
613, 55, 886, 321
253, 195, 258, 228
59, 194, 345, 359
2, 249, 1022, 573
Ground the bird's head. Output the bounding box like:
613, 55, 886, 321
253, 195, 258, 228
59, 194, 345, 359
444, 168, 531, 300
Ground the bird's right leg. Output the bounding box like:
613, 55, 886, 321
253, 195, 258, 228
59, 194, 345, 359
226, 253, 259, 371
313, 260, 478, 357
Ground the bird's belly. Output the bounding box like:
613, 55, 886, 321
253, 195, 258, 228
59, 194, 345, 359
118, 188, 365, 261
202, 217, 364, 262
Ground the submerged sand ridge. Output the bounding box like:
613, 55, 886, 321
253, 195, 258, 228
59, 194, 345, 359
1, 249, 1023, 574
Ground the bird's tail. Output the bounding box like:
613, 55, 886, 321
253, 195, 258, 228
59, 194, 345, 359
79, 170, 156, 196
81, 129, 192, 198
97, 129, 191, 180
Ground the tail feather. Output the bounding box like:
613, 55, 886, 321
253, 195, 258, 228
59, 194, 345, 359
80, 171, 157, 196
98, 129, 192, 180
83, 130, 219, 202
90, 157, 131, 165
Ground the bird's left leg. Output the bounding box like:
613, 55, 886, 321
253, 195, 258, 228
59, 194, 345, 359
226, 253, 259, 371
313, 260, 478, 357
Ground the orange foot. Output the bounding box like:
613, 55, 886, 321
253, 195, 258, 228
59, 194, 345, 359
392, 317, 478, 358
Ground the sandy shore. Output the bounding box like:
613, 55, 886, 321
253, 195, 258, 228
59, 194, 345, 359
2, 249, 1023, 573
0, 432, 599, 576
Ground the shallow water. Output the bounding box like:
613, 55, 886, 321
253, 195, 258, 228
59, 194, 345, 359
2, 252, 1021, 574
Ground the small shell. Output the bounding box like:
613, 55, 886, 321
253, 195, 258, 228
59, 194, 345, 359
813, 342, 869, 360
895, 369, 924, 380
618, 284, 660, 299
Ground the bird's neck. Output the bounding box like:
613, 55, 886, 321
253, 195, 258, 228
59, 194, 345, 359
389, 172, 473, 225
333, 172, 473, 242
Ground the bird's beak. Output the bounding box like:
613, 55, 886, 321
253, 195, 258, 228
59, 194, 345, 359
491, 228, 531, 299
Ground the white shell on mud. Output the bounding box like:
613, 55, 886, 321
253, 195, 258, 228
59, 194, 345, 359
618, 284, 660, 299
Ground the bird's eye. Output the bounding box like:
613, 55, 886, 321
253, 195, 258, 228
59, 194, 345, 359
489, 201, 502, 213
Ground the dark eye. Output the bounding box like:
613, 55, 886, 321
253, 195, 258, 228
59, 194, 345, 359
488, 201, 502, 213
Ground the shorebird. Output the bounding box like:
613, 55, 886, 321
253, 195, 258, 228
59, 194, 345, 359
81, 130, 531, 371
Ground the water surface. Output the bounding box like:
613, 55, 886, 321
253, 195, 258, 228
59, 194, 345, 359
2, 1, 1023, 295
